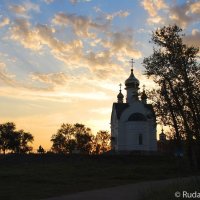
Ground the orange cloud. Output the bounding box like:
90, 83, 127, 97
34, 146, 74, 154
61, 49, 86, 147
141, 0, 167, 17
52, 12, 108, 38
30, 72, 69, 86
0, 17, 10, 28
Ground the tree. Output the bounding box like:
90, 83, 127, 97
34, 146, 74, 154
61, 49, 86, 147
93, 131, 111, 154
0, 122, 16, 154
0, 122, 34, 154
143, 25, 200, 169
76, 132, 92, 154
17, 130, 33, 153
74, 123, 92, 154
51, 123, 93, 154
37, 145, 45, 154
51, 132, 67, 153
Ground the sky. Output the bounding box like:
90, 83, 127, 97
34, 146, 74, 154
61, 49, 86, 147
0, 0, 200, 151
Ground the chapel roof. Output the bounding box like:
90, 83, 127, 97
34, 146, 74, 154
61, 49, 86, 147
113, 103, 155, 120
113, 103, 129, 119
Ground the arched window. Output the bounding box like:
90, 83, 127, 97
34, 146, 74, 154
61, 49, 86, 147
128, 113, 147, 121
139, 134, 143, 145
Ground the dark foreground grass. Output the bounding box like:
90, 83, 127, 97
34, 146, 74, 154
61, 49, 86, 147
139, 176, 200, 200
0, 154, 198, 200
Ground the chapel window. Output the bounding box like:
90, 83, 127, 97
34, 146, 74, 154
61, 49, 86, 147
139, 134, 143, 145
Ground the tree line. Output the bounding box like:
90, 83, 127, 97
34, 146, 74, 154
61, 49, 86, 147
143, 25, 200, 169
0, 122, 110, 154
51, 123, 110, 154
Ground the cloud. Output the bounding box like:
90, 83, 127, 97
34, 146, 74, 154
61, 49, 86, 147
189, 1, 200, 14
184, 29, 200, 47
0, 62, 17, 87
141, 0, 167, 24
141, 0, 167, 17
9, 2, 40, 17
23, 1, 40, 13
43, 0, 54, 4
9, 16, 139, 81
30, 72, 69, 85
94, 7, 130, 21
0, 64, 112, 102
70, 0, 92, 4
9, 5, 26, 15
168, 1, 200, 28
106, 10, 130, 20
70, 0, 78, 4
168, 3, 193, 28
0, 17, 10, 28
142, 0, 200, 27
52, 12, 108, 38
10, 18, 41, 50
84, 30, 142, 79
10, 18, 83, 56
147, 16, 163, 24
0, 60, 53, 91
103, 31, 142, 59
0, 84, 110, 102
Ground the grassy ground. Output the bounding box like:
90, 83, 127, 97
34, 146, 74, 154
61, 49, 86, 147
139, 176, 200, 200
0, 154, 198, 200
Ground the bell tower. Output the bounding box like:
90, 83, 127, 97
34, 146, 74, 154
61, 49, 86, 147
125, 59, 140, 104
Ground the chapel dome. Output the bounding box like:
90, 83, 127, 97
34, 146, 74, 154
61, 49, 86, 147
117, 91, 124, 99
125, 69, 139, 88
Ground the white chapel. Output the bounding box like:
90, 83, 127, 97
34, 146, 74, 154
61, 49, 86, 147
111, 60, 157, 152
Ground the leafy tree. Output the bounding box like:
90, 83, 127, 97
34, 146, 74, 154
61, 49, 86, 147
76, 132, 92, 154
93, 131, 111, 154
37, 145, 45, 154
0, 122, 34, 154
51, 132, 67, 153
143, 25, 200, 169
17, 130, 33, 153
0, 122, 16, 154
65, 139, 76, 154
74, 123, 92, 154
51, 123, 93, 154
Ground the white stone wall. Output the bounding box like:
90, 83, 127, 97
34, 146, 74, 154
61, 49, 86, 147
112, 101, 157, 152
111, 108, 119, 150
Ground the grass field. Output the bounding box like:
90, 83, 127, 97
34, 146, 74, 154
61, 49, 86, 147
0, 154, 198, 200
140, 176, 200, 200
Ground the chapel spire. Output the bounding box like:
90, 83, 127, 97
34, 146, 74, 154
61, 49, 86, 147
125, 59, 140, 103
117, 83, 124, 103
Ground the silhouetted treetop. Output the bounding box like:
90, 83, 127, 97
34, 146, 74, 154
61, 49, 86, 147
143, 24, 200, 169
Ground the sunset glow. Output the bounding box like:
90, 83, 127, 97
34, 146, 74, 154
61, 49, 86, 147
0, 0, 199, 150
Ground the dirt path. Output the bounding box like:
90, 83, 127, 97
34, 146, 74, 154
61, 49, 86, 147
42, 176, 196, 200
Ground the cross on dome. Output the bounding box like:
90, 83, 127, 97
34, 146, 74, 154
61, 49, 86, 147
129, 58, 135, 71
119, 83, 122, 91
125, 58, 139, 88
